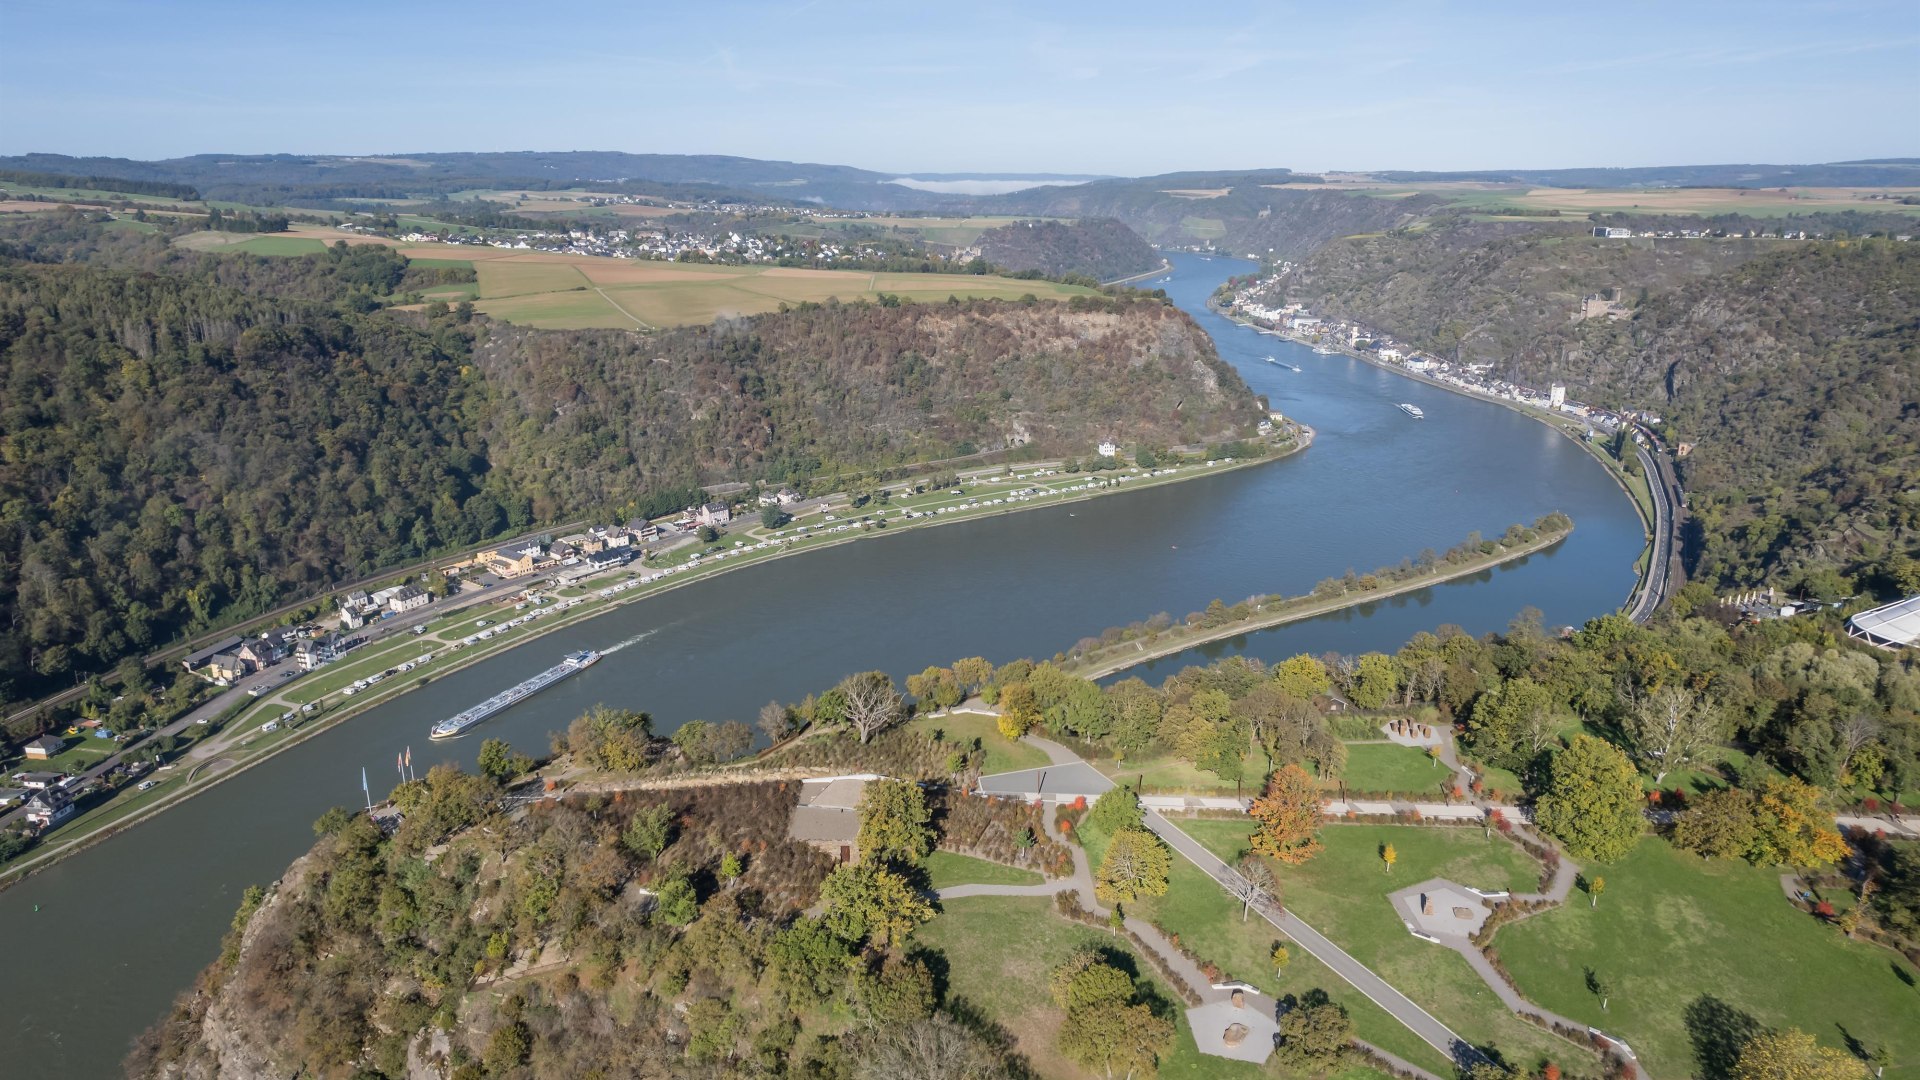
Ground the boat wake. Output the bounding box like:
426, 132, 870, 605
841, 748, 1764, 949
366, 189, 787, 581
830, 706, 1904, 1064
601, 626, 663, 655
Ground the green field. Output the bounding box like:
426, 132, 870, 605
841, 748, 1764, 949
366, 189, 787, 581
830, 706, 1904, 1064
1496, 840, 1920, 1080
905, 712, 1049, 775
1337, 742, 1450, 795
924, 850, 1042, 889
229, 236, 327, 256
1076, 820, 1458, 1075
451, 255, 1096, 330
920, 895, 1269, 1080
1173, 820, 1581, 1071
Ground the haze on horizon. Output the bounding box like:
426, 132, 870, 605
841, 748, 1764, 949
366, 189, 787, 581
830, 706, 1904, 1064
3, 0, 1916, 176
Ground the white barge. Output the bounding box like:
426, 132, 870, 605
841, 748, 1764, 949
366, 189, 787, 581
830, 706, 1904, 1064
430, 650, 600, 739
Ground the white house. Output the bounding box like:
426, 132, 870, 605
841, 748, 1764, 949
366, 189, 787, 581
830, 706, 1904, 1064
1549, 384, 1567, 408
1096, 440, 1119, 458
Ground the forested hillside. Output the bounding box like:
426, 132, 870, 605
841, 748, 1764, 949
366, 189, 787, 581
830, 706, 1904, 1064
0, 242, 1259, 703
1266, 218, 1774, 372
975, 217, 1158, 281
1266, 225, 1920, 590
1572, 244, 1920, 589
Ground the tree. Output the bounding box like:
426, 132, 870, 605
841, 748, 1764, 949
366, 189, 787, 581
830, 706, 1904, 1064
1349, 652, 1401, 709
952, 656, 994, 694
848, 951, 938, 1028
1271, 943, 1291, 972
1095, 826, 1172, 905
858, 779, 934, 865
758, 700, 795, 743
1226, 854, 1277, 921
820, 863, 935, 948
1672, 786, 1760, 859
653, 871, 699, 926
698, 524, 720, 542
760, 504, 790, 529
1275, 996, 1354, 1072
1104, 677, 1165, 757
997, 681, 1040, 739
1466, 676, 1560, 771
564, 706, 654, 772
853, 1014, 1018, 1080
476, 737, 531, 784
1272, 653, 1333, 701
312, 806, 352, 838
1733, 1028, 1870, 1080
1087, 784, 1145, 834
622, 803, 676, 861
1622, 683, 1727, 783
1747, 778, 1851, 868
1052, 954, 1174, 1080
1534, 735, 1644, 862
768, 916, 856, 999
1381, 843, 1397, 874
1589, 875, 1606, 908
1250, 764, 1325, 865
839, 671, 904, 744
481, 1020, 531, 1074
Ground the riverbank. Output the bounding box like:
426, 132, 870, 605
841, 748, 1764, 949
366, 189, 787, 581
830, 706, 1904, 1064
1063, 520, 1574, 680
1220, 307, 1658, 574
0, 428, 1312, 889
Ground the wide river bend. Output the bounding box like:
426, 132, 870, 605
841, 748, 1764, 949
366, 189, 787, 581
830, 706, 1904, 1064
0, 252, 1645, 1077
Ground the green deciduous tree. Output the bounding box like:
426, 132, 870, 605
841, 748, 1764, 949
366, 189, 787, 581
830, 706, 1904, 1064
1733, 1028, 1870, 1080
820, 862, 935, 948
1534, 735, 1644, 862
857, 779, 934, 866
1094, 826, 1172, 905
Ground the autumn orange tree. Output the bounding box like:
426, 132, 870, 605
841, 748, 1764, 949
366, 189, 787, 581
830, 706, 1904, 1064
1250, 764, 1324, 864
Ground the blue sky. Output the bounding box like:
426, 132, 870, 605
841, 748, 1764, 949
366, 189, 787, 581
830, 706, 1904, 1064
5, 0, 1915, 174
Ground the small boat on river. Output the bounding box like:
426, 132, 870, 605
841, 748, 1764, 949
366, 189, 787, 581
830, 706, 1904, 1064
1397, 403, 1425, 419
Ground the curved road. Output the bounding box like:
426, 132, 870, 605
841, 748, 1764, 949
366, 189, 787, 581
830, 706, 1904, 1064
1625, 435, 1684, 623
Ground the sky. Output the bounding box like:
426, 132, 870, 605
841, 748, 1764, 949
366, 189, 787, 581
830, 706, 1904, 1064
4, 0, 1916, 175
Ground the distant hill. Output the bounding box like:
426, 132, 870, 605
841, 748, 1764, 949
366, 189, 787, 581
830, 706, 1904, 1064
1368, 160, 1920, 188
975, 218, 1159, 281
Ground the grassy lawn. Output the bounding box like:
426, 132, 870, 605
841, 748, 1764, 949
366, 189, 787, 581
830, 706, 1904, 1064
1096, 752, 1242, 796
1177, 819, 1582, 1072
924, 850, 1042, 889
906, 712, 1049, 775
1496, 840, 1920, 1080
920, 894, 1271, 1080
1338, 742, 1450, 795
1077, 821, 1458, 1075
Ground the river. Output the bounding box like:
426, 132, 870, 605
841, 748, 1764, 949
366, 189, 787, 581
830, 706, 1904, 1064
0, 252, 1645, 1077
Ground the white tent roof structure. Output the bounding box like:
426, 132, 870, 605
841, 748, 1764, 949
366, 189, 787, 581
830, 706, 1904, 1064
1848, 594, 1920, 648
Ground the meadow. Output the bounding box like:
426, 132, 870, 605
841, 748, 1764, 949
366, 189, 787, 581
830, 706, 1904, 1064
1264, 180, 1920, 219
1494, 840, 1920, 1080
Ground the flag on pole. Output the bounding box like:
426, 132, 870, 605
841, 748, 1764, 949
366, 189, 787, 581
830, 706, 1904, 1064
361, 767, 370, 811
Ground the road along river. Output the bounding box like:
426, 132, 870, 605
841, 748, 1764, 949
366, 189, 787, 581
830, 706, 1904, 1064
0, 251, 1646, 1077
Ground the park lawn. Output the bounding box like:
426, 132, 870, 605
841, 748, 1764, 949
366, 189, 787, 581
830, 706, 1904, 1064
1096, 752, 1242, 796
906, 712, 1048, 775
1337, 742, 1450, 795
1181, 820, 1579, 1071
923, 850, 1042, 889
1077, 820, 1457, 1075
919, 894, 1267, 1080
1495, 840, 1920, 1080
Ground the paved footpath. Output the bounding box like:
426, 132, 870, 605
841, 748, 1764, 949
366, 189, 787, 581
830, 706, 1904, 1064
935, 749, 1448, 1080
979, 735, 1480, 1073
